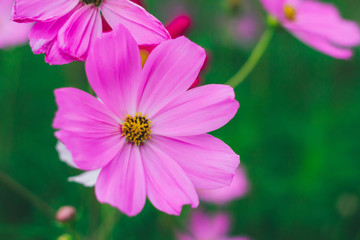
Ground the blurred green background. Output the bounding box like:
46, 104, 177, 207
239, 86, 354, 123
1, 0, 360, 239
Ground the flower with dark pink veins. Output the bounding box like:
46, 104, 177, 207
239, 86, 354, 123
177, 210, 250, 240
53, 25, 239, 216
260, 0, 360, 59
12, 0, 170, 65
0, 0, 32, 48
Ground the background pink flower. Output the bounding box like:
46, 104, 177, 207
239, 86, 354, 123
0, 0, 32, 48
261, 0, 360, 59
53, 25, 239, 216
198, 167, 249, 204
177, 210, 250, 240
12, 0, 170, 64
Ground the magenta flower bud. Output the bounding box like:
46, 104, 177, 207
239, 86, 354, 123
56, 206, 77, 223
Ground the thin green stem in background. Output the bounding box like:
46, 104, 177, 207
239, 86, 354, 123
93, 208, 121, 240
225, 26, 275, 88
0, 169, 54, 219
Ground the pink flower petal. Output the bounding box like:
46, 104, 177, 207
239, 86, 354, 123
12, 0, 79, 23
290, 2, 360, 47
100, 0, 170, 46
56, 141, 100, 187
45, 41, 75, 65
28, 6, 79, 55
198, 168, 249, 204
191, 212, 230, 239
53, 88, 123, 170
140, 143, 199, 215
69, 170, 100, 187
95, 145, 146, 216
86, 25, 142, 119
58, 5, 102, 61
151, 84, 239, 136
150, 134, 239, 190
289, 28, 353, 59
138, 36, 206, 116
260, 0, 286, 19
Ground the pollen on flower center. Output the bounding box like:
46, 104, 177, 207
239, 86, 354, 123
283, 5, 296, 21
82, 0, 102, 7
121, 113, 151, 146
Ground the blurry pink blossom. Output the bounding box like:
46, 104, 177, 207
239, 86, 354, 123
198, 167, 249, 204
53, 25, 239, 216
177, 210, 250, 240
260, 0, 360, 59
230, 14, 263, 49
12, 0, 170, 65
0, 0, 31, 48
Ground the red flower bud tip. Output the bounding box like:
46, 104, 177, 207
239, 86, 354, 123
166, 14, 192, 39
131, 0, 144, 7
56, 206, 77, 223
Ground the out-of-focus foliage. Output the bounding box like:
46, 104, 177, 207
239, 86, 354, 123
0, 0, 360, 239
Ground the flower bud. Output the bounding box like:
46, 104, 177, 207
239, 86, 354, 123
57, 234, 72, 240
56, 206, 77, 223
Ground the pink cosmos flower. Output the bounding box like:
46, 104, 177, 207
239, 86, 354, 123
0, 0, 32, 48
177, 210, 250, 240
260, 0, 360, 59
197, 167, 249, 205
53, 25, 240, 216
12, 0, 170, 65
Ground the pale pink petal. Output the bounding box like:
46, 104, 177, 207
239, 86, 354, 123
289, 28, 353, 59
0, 0, 31, 48
69, 170, 101, 187
290, 1, 360, 47
56, 141, 100, 187
58, 5, 102, 61
53, 88, 123, 170
12, 0, 79, 23
260, 0, 286, 18
190, 211, 230, 239
95, 145, 146, 216
100, 0, 170, 45
28, 6, 79, 54
138, 36, 206, 116
56, 141, 77, 168
140, 143, 199, 215
150, 134, 239, 190
151, 84, 239, 136
198, 168, 249, 204
86, 25, 142, 119
175, 233, 193, 240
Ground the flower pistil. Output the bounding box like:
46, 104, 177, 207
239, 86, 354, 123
121, 113, 151, 146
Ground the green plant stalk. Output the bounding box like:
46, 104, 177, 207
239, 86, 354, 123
225, 26, 275, 88
0, 169, 54, 219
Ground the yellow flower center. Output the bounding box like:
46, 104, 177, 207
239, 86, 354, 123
121, 113, 151, 146
283, 5, 296, 21
83, 0, 102, 7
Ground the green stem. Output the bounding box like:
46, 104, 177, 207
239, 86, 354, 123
0, 169, 54, 219
225, 26, 275, 88
94, 209, 121, 240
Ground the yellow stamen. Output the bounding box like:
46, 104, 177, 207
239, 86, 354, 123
284, 5, 296, 21
140, 49, 150, 67
83, 0, 102, 7
121, 113, 151, 146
